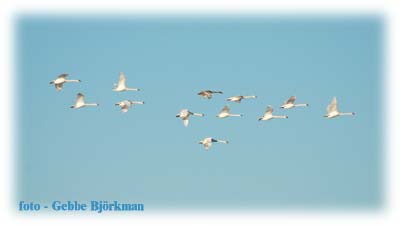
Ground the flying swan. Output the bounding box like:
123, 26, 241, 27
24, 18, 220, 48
258, 105, 288, 121
280, 96, 309, 109
115, 100, 144, 113
324, 96, 355, 118
197, 90, 223, 99
217, 105, 243, 118
49, 74, 81, 91
227, 95, 257, 103
176, 109, 204, 127
199, 137, 229, 150
112, 72, 140, 92
70, 93, 99, 109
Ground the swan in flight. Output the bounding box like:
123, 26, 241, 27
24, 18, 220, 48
70, 93, 99, 109
112, 72, 140, 92
115, 100, 144, 113
176, 109, 204, 127
227, 95, 257, 103
49, 74, 81, 91
217, 105, 243, 118
198, 137, 229, 150
258, 105, 288, 121
198, 90, 223, 99
280, 96, 309, 109
324, 97, 355, 118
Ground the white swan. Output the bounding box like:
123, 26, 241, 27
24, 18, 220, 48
324, 97, 355, 118
115, 100, 144, 113
217, 105, 243, 118
198, 90, 223, 99
280, 96, 309, 109
199, 137, 229, 150
227, 95, 257, 103
176, 109, 204, 127
49, 74, 81, 91
70, 93, 99, 109
112, 72, 140, 92
258, 105, 288, 121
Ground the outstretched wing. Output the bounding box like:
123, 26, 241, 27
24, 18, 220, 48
76, 93, 85, 105
121, 105, 129, 113
118, 72, 126, 87
55, 83, 63, 91
58, 73, 68, 78
183, 119, 189, 127
221, 105, 230, 113
286, 96, 296, 104
327, 97, 338, 113
265, 105, 273, 114
204, 142, 211, 150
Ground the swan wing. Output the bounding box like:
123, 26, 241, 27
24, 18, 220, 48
76, 93, 85, 105
117, 72, 126, 87
55, 83, 63, 91
183, 118, 189, 127
121, 105, 129, 112
327, 97, 338, 113
221, 105, 230, 113
58, 73, 68, 78
204, 142, 211, 150
286, 96, 296, 104
265, 105, 273, 114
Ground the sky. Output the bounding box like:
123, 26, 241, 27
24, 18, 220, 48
16, 15, 383, 210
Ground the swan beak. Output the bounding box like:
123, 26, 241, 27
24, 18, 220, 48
176, 115, 180, 117
70, 106, 74, 108
49, 81, 54, 84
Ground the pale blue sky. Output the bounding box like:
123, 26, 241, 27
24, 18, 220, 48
17, 15, 383, 209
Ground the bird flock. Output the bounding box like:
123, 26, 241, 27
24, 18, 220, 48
50, 72, 356, 151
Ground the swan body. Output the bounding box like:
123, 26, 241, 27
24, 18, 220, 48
199, 137, 229, 150
324, 97, 355, 118
280, 96, 309, 109
217, 105, 243, 118
112, 72, 140, 92
115, 100, 144, 113
259, 105, 288, 121
70, 93, 99, 109
227, 95, 257, 103
176, 109, 204, 127
198, 90, 223, 99
49, 74, 81, 91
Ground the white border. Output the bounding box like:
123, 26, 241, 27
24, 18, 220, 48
1, 0, 399, 225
